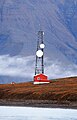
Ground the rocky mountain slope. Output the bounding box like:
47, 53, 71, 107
0, 0, 77, 83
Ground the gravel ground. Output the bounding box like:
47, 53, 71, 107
0, 99, 77, 109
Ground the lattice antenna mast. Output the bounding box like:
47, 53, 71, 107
35, 31, 45, 75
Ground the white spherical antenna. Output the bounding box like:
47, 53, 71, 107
36, 50, 43, 57
43, 32, 44, 35
40, 43, 45, 49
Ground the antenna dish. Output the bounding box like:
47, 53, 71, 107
40, 43, 45, 49
36, 50, 43, 57
43, 32, 44, 35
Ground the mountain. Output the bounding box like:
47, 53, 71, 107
0, 0, 77, 83
0, 77, 77, 108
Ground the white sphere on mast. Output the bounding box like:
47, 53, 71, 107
40, 43, 45, 49
43, 31, 44, 35
36, 50, 43, 57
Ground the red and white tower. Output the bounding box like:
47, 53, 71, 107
34, 31, 50, 84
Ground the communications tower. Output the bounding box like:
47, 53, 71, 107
34, 31, 50, 84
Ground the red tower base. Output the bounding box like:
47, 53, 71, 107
34, 74, 50, 84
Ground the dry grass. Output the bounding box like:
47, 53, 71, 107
0, 77, 77, 102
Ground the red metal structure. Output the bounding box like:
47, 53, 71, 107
34, 74, 50, 84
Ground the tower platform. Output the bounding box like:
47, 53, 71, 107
34, 74, 50, 84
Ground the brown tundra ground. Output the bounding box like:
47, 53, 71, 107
0, 77, 77, 108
